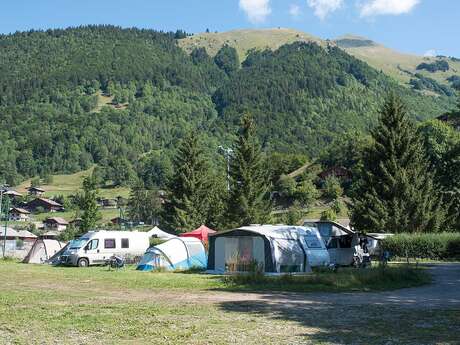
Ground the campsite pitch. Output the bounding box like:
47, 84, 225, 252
0, 262, 458, 344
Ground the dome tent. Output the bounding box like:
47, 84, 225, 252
137, 237, 206, 271
23, 239, 66, 264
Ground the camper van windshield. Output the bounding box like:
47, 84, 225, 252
69, 238, 89, 249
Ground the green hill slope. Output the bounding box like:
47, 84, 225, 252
0, 26, 456, 187
179, 28, 324, 61
179, 29, 460, 91
334, 35, 460, 88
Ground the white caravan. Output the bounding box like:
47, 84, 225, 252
59, 230, 152, 267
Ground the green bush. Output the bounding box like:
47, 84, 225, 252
381, 233, 460, 261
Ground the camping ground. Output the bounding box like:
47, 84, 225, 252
0, 261, 459, 344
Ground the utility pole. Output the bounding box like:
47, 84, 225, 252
218, 146, 234, 192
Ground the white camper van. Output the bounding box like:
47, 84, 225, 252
59, 230, 151, 267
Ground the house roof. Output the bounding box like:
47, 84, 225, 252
30, 198, 63, 207
42, 231, 59, 237
44, 217, 69, 225
28, 187, 46, 192
10, 207, 30, 214
0, 227, 19, 237
4, 190, 22, 197
16, 230, 37, 238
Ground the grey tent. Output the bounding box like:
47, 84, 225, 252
207, 225, 330, 274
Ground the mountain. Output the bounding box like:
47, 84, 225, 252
178, 28, 324, 60
0, 26, 456, 186
180, 28, 460, 92
334, 35, 460, 89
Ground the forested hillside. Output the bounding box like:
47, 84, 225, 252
0, 26, 456, 186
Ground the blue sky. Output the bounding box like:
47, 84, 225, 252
0, 0, 458, 57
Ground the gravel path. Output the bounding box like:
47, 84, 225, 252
194, 263, 460, 309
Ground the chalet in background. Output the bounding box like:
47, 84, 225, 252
9, 207, 30, 222
27, 198, 63, 213
44, 217, 69, 232
27, 187, 46, 196
4, 190, 23, 199
318, 166, 352, 182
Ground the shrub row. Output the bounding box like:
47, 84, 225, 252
381, 233, 460, 261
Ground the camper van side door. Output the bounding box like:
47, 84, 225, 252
84, 239, 104, 265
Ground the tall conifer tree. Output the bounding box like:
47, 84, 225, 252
350, 95, 445, 233
227, 114, 271, 227
166, 132, 214, 232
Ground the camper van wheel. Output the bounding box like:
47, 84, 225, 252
77, 258, 89, 267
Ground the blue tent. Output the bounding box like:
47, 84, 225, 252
137, 237, 207, 271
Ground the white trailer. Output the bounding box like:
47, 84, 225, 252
59, 230, 153, 267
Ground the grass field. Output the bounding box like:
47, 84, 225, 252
15, 167, 130, 200
1, 261, 456, 345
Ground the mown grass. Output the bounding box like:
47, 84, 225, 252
0, 262, 455, 345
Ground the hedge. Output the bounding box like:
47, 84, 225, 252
380, 233, 460, 261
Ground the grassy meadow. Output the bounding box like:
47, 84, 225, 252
0, 261, 456, 345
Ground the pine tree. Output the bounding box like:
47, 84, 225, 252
80, 176, 101, 232
350, 94, 445, 233
227, 113, 271, 227
165, 132, 215, 232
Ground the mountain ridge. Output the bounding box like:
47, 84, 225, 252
179, 28, 460, 89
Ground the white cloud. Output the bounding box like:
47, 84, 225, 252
360, 0, 420, 17
289, 4, 302, 17
307, 0, 344, 20
423, 49, 437, 57
239, 0, 272, 23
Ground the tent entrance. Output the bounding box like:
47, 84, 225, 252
215, 236, 265, 273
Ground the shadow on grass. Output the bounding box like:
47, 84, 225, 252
217, 299, 460, 344
215, 264, 460, 343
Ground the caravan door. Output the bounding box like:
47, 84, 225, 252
83, 238, 105, 265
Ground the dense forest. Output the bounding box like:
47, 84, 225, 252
0, 25, 457, 187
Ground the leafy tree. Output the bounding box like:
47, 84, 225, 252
295, 179, 319, 207
441, 142, 460, 230
281, 201, 304, 225
30, 177, 40, 188
57, 226, 79, 242
128, 181, 162, 225
277, 175, 297, 197
320, 208, 337, 221
350, 95, 445, 233
108, 157, 137, 187
214, 45, 239, 75
42, 173, 53, 185
227, 114, 271, 227
165, 132, 217, 231
139, 151, 173, 189
323, 176, 343, 201
80, 176, 101, 232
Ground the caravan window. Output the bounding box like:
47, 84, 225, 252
121, 238, 129, 248
87, 239, 99, 250
327, 238, 338, 249
338, 236, 353, 248
305, 236, 322, 249
104, 239, 116, 249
